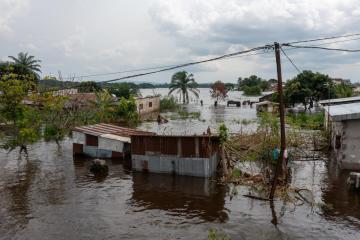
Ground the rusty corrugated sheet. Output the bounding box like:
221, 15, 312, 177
131, 136, 145, 155
161, 137, 178, 155
73, 123, 155, 137
131, 135, 219, 158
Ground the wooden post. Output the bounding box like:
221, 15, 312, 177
269, 42, 287, 200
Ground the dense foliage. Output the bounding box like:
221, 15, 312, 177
286, 113, 324, 130
0, 54, 140, 154
284, 71, 333, 109
238, 75, 271, 96
160, 96, 179, 112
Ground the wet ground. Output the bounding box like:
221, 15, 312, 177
1, 138, 360, 240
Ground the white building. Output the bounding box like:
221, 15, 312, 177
325, 102, 360, 170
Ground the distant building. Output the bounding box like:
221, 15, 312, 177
354, 86, 360, 95
135, 96, 160, 115
332, 78, 351, 85
325, 102, 360, 170
255, 101, 279, 113
65, 93, 98, 108
259, 92, 275, 102
52, 88, 78, 96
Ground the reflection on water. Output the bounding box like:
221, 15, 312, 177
131, 173, 228, 223
322, 161, 360, 224
0, 138, 360, 239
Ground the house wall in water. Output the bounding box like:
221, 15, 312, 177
331, 119, 360, 170
136, 96, 160, 115
131, 135, 220, 177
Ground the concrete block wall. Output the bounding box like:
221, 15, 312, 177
331, 119, 360, 170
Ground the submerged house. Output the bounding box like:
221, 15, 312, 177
325, 102, 360, 170
131, 134, 220, 177
135, 96, 160, 115
72, 123, 155, 158
72, 123, 220, 177
255, 101, 279, 113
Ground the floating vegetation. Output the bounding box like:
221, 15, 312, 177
169, 110, 201, 120
208, 229, 230, 240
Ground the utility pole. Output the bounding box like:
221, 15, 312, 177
269, 42, 286, 200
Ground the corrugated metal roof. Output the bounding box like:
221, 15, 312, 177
319, 96, 360, 105
73, 123, 155, 137
326, 102, 360, 121
100, 134, 131, 143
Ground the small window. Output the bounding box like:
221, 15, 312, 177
149, 102, 152, 108
139, 103, 144, 110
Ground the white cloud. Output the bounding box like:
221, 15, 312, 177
0, 0, 360, 83
0, 0, 29, 37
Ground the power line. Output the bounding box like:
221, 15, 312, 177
61, 48, 271, 81
100, 46, 266, 84
305, 36, 360, 47
282, 44, 360, 52
280, 47, 301, 73
38, 45, 267, 93
56, 33, 360, 81
284, 33, 360, 45
60, 64, 181, 81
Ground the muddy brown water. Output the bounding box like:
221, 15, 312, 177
1, 89, 360, 239
1, 138, 360, 240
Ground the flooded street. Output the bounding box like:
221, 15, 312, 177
1, 138, 360, 240
138, 88, 259, 134
1, 89, 360, 240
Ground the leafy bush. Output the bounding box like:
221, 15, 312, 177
243, 85, 261, 96
160, 96, 179, 112
286, 113, 324, 130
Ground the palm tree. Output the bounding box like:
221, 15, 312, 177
8, 52, 41, 78
168, 71, 199, 104
91, 90, 116, 122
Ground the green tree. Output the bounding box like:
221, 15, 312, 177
333, 83, 354, 98
8, 52, 41, 79
168, 71, 199, 104
238, 75, 269, 92
0, 74, 41, 154
114, 97, 139, 126
77, 81, 102, 93
91, 90, 116, 122
224, 83, 235, 91
106, 82, 139, 99
243, 85, 261, 96
34, 93, 69, 144
284, 70, 333, 110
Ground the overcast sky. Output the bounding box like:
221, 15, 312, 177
1, 0, 360, 83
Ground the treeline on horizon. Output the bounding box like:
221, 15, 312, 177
38, 79, 220, 91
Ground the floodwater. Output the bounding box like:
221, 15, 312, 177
1, 89, 360, 240
1, 139, 360, 239
138, 88, 260, 134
